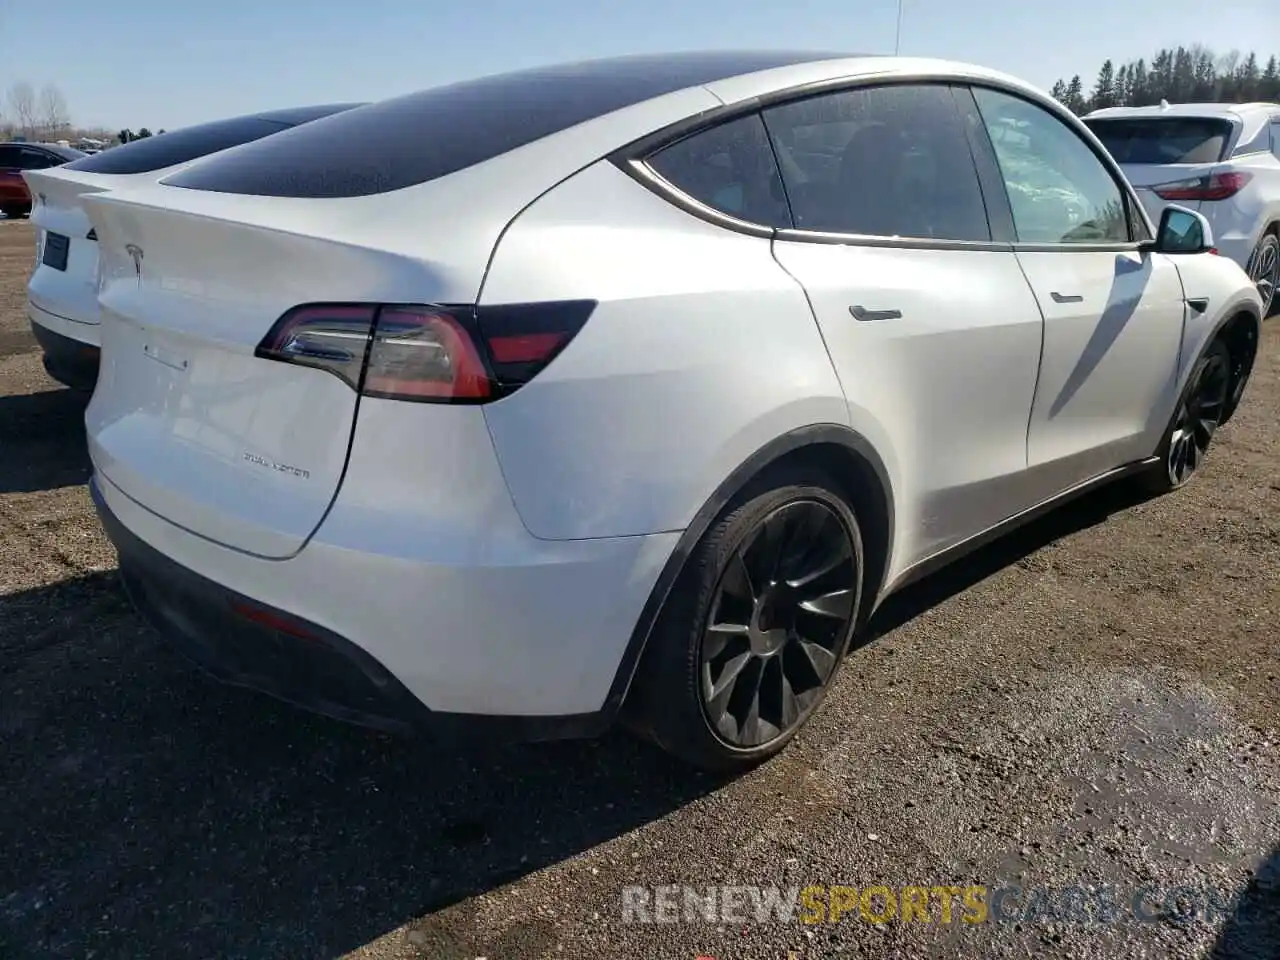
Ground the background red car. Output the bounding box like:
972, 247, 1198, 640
0, 142, 85, 219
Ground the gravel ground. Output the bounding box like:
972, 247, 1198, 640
1, 218, 1277, 960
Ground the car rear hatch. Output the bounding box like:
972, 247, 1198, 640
81, 186, 493, 559
1084, 115, 1237, 225
24, 168, 112, 320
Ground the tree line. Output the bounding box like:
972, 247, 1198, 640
1050, 47, 1280, 115
118, 128, 167, 143
1, 81, 71, 141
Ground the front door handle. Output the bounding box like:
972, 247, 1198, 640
849, 305, 903, 322
1050, 291, 1084, 303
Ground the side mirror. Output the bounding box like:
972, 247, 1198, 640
1151, 204, 1215, 254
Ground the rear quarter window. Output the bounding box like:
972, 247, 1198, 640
1084, 118, 1233, 164
645, 114, 791, 227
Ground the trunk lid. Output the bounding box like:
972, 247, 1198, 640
24, 168, 113, 321
82, 186, 486, 559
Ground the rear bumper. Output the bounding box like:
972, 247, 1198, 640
89, 473, 679, 741
94, 478, 433, 734
29, 302, 99, 391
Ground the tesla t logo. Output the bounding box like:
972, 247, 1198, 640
125, 243, 144, 278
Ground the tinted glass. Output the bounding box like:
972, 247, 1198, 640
762, 84, 991, 241
42, 145, 86, 162
1272, 122, 1280, 160
647, 114, 791, 227
63, 104, 361, 175
0, 145, 22, 168
21, 149, 60, 170
166, 51, 856, 198
1083, 117, 1232, 164
974, 87, 1129, 244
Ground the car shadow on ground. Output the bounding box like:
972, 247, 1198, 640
0, 388, 92, 495
861, 476, 1152, 645
0, 469, 1158, 958
1209, 842, 1280, 960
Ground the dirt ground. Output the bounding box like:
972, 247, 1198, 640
1, 217, 1277, 960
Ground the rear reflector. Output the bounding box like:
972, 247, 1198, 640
1152, 171, 1252, 202
255, 300, 595, 403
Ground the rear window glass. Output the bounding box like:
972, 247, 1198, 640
0, 145, 81, 169
63, 104, 362, 175
1083, 118, 1233, 164
44, 145, 86, 162
165, 51, 852, 198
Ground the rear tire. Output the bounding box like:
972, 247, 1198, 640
1248, 229, 1278, 318
1141, 338, 1232, 495
627, 465, 864, 773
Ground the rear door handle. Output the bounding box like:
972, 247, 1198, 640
1050, 291, 1084, 304
849, 305, 903, 322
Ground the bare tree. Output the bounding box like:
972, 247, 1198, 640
37, 84, 70, 140
7, 82, 36, 139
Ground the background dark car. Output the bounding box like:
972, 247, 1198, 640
0, 143, 86, 219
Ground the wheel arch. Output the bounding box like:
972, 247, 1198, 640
1213, 305, 1262, 425
606, 423, 896, 721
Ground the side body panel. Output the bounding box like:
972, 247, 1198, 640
1205, 146, 1280, 271
1017, 250, 1187, 495
479, 159, 854, 542
771, 241, 1043, 576
1172, 251, 1266, 395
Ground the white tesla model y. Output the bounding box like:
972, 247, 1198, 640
81, 53, 1263, 771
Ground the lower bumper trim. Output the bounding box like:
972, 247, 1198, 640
30, 319, 99, 392
89, 477, 613, 743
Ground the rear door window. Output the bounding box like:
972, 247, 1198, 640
762, 83, 992, 241
1083, 117, 1233, 164
645, 113, 791, 227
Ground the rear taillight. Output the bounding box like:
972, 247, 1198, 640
363, 306, 491, 401
1152, 171, 1252, 202
255, 300, 594, 403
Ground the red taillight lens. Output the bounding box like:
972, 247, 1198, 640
364, 306, 491, 401
1152, 171, 1251, 202
255, 300, 595, 403
474, 299, 596, 390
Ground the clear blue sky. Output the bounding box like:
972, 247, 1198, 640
3, 0, 1278, 131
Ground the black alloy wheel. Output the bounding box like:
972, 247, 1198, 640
1163, 340, 1231, 489
700, 498, 858, 748
627, 466, 865, 773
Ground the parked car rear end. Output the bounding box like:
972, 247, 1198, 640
1084, 102, 1280, 314
22, 104, 364, 390
0, 142, 84, 219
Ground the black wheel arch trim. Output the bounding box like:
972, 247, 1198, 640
600, 422, 895, 723
1201, 297, 1262, 425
